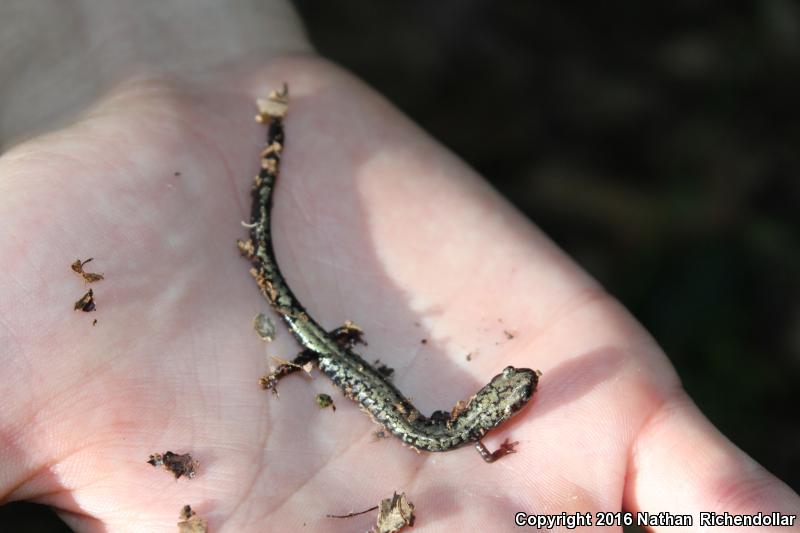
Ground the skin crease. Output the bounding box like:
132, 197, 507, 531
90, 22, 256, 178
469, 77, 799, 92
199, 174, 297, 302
0, 3, 799, 533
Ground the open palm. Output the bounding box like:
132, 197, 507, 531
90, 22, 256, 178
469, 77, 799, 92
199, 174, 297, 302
1, 57, 797, 532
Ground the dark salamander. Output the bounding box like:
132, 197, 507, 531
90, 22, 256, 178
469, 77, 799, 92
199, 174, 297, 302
238, 85, 539, 462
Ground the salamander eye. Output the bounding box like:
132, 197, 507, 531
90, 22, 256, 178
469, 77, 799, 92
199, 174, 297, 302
502, 366, 515, 378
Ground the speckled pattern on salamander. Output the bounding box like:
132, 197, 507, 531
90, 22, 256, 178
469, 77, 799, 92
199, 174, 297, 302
238, 85, 540, 462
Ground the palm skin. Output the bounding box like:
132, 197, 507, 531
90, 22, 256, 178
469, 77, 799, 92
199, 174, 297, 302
0, 57, 797, 533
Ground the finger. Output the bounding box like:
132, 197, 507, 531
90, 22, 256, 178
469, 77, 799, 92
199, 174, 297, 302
0, 0, 309, 145
625, 391, 800, 532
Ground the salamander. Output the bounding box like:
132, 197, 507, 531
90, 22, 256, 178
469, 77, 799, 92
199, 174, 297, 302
238, 85, 539, 462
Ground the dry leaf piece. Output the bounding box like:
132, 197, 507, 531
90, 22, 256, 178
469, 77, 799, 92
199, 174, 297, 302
327, 492, 415, 533
374, 361, 394, 380
177, 505, 208, 533
253, 312, 276, 342
74, 289, 96, 312
237, 238, 255, 259
315, 393, 336, 411
70, 258, 104, 283
372, 492, 415, 533
256, 83, 289, 121
147, 451, 198, 479
70, 258, 87, 274
343, 319, 363, 333
450, 399, 469, 420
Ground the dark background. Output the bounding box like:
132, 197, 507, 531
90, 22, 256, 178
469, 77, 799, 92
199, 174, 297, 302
3, 1, 798, 530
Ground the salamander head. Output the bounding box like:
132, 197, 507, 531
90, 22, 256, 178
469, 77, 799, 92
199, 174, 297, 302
476, 366, 539, 428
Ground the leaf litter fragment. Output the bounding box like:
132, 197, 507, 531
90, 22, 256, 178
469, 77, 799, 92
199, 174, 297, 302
74, 289, 96, 312
315, 393, 336, 411
70, 258, 104, 283
328, 491, 415, 533
177, 505, 207, 533
147, 451, 198, 479
256, 84, 289, 121
253, 312, 276, 341
373, 492, 416, 533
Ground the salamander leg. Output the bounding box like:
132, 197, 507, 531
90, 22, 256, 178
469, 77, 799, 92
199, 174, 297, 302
330, 321, 366, 348
475, 438, 519, 463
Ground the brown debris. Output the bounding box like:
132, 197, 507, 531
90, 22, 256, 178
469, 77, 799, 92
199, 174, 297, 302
374, 360, 394, 380
256, 83, 289, 121
503, 329, 516, 340
450, 399, 469, 421
236, 239, 255, 260
343, 319, 362, 333
373, 492, 416, 533
147, 451, 198, 480
327, 505, 379, 520
258, 375, 272, 390
268, 354, 312, 373
252, 312, 276, 342
326, 491, 416, 532
315, 393, 336, 412
70, 258, 104, 283
70, 258, 87, 273
250, 267, 278, 303
259, 355, 315, 393
177, 505, 207, 533
73, 289, 96, 312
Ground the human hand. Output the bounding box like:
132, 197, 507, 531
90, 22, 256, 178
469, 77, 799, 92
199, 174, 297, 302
1, 3, 798, 533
